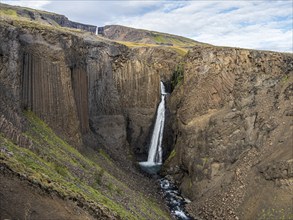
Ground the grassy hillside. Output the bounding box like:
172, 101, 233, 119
116, 40, 189, 56
0, 6, 78, 34
151, 31, 200, 47
0, 3, 96, 33
0, 4, 58, 23
100, 25, 210, 56
100, 25, 207, 48
0, 111, 169, 219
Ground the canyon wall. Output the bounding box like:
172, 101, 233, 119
0, 21, 109, 150
0, 19, 182, 165
163, 46, 293, 219
0, 20, 133, 162
113, 46, 181, 158
1, 8, 293, 220
0, 22, 96, 147
0, 18, 172, 220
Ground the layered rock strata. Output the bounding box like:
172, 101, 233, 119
163, 46, 293, 219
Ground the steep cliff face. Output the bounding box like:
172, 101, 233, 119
0, 17, 133, 162
113, 46, 182, 158
163, 46, 293, 219
2, 4, 292, 220
0, 21, 89, 147
0, 16, 183, 166
0, 17, 171, 220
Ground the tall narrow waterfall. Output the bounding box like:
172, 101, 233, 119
139, 81, 166, 172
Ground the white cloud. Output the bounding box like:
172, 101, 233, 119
2, 0, 50, 9
1, 0, 292, 52
112, 1, 293, 52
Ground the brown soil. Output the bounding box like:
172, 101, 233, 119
0, 166, 95, 220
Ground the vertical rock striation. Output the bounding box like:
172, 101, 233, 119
20, 48, 82, 146
0, 19, 181, 164
0, 21, 87, 148
71, 66, 89, 134
112, 47, 182, 158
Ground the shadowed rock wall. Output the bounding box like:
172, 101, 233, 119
0, 22, 91, 148
0, 20, 179, 164
21, 51, 81, 145
71, 66, 89, 134
113, 47, 182, 158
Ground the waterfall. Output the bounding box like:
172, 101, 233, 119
139, 81, 166, 170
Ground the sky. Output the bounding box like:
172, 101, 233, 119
2, 0, 293, 52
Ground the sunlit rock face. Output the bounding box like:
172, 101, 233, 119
162, 46, 293, 220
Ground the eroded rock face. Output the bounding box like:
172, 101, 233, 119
0, 22, 91, 147
0, 20, 182, 165
113, 47, 181, 157
163, 46, 293, 219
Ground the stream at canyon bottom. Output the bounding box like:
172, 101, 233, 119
139, 81, 194, 220
159, 178, 194, 220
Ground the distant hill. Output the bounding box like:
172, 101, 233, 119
0, 3, 97, 33
98, 25, 208, 48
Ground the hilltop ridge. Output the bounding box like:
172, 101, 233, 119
0, 3, 97, 33
98, 24, 208, 48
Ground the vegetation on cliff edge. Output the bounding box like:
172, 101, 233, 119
171, 63, 184, 91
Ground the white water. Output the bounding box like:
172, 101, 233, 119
139, 81, 166, 167
160, 178, 194, 220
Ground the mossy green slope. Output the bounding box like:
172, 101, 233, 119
0, 111, 169, 220
100, 25, 211, 56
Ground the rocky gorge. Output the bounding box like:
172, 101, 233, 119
0, 3, 293, 220
162, 47, 293, 219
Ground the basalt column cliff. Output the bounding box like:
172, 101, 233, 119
1, 3, 293, 220
0, 5, 179, 219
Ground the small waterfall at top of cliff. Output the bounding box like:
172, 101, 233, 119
139, 81, 167, 174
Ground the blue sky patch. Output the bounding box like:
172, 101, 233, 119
219, 7, 239, 14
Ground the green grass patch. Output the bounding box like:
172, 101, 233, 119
153, 35, 166, 43
0, 8, 18, 18
258, 208, 293, 220
0, 111, 170, 219
99, 149, 112, 163
1, 15, 84, 36
152, 33, 199, 47
171, 63, 184, 91
202, 157, 209, 167
165, 149, 176, 164
116, 40, 187, 56
117, 41, 158, 48
169, 46, 188, 56
93, 168, 105, 186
